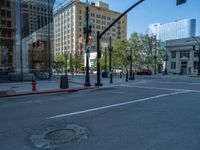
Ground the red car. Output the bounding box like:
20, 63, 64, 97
137, 69, 152, 75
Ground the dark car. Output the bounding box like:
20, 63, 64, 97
137, 69, 152, 75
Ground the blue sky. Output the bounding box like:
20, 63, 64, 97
54, 0, 200, 37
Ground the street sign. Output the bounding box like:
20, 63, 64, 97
176, 0, 186, 6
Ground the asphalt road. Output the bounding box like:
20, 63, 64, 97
0, 76, 200, 150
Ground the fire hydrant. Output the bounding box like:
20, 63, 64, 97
32, 78, 37, 91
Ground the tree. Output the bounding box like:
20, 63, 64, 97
112, 39, 129, 69
128, 32, 143, 68
74, 51, 84, 73
128, 33, 164, 71
53, 54, 69, 73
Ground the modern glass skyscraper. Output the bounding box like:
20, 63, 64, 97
148, 19, 196, 42
0, 0, 55, 82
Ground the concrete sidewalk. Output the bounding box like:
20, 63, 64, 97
0, 74, 135, 97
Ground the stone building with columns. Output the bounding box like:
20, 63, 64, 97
165, 36, 200, 75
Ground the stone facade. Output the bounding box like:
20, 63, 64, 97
165, 36, 200, 75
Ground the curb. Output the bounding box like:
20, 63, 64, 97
0, 86, 99, 99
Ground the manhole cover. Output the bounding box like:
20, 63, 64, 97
30, 124, 89, 149
44, 129, 75, 141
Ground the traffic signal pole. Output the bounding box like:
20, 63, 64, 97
84, 0, 91, 87
95, 0, 145, 86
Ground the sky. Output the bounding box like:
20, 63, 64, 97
54, 0, 200, 38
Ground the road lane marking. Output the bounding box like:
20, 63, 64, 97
156, 81, 200, 85
47, 91, 189, 119
120, 85, 200, 93
109, 91, 127, 94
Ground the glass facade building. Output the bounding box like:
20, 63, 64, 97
0, 0, 54, 82
148, 19, 196, 42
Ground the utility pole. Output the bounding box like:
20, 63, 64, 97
84, 0, 91, 87
95, 0, 144, 86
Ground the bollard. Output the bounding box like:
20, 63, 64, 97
126, 70, 128, 82
32, 77, 37, 91
120, 72, 122, 78
133, 72, 135, 80
110, 72, 113, 84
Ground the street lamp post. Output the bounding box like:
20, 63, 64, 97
95, 0, 144, 86
191, 36, 200, 76
109, 36, 113, 83
84, 0, 91, 87
19, 0, 23, 81
163, 53, 168, 75
47, 0, 51, 80
154, 48, 157, 75
104, 48, 107, 72
64, 52, 68, 75
129, 47, 134, 80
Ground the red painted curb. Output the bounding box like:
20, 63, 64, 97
0, 86, 99, 98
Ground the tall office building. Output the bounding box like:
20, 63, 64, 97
53, 0, 127, 57
0, 0, 16, 73
148, 19, 196, 42
21, 0, 55, 38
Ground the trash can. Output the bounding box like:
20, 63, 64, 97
60, 75, 69, 89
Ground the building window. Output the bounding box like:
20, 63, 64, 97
194, 61, 198, 70
194, 51, 198, 57
180, 50, 190, 58
6, 1, 11, 8
171, 51, 176, 58
7, 11, 11, 18
7, 21, 11, 27
171, 62, 176, 70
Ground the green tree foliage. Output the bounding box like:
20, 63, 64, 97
112, 39, 129, 68
108, 32, 165, 70
74, 52, 84, 72
53, 54, 66, 73
128, 32, 143, 67
53, 52, 84, 74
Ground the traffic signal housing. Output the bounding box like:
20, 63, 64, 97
176, 0, 186, 6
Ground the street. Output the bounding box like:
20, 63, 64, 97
0, 76, 200, 150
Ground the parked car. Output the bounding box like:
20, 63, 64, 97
137, 69, 152, 75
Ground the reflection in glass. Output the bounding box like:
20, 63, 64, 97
0, 0, 55, 81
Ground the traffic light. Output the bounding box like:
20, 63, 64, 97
176, 0, 186, 6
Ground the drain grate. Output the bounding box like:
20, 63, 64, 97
44, 129, 75, 141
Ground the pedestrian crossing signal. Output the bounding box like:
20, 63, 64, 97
176, 0, 186, 6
